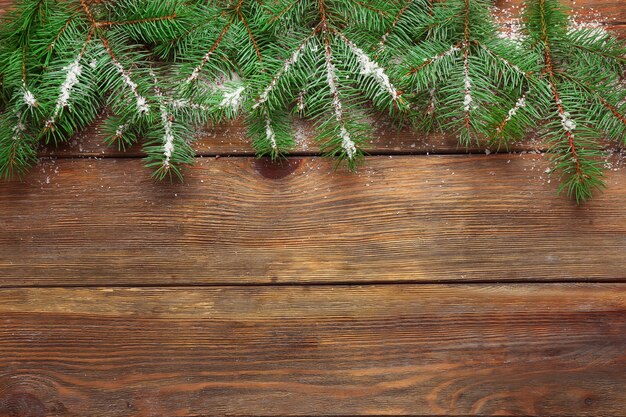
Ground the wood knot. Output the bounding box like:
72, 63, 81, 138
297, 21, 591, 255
0, 392, 46, 417
254, 158, 301, 179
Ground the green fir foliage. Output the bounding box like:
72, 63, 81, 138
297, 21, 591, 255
0, 0, 624, 202
521, 0, 626, 203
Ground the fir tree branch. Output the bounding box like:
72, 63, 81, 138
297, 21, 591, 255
378, 0, 413, 51
533, 0, 601, 201
1, 0, 624, 201
251, 27, 317, 110
550, 82, 583, 178
269, 0, 301, 23
43, 28, 94, 131
495, 91, 528, 134
333, 29, 400, 102
558, 72, 626, 127
237, 8, 262, 61
185, 0, 264, 84
462, 48, 472, 133
0, 112, 37, 179
263, 108, 279, 153
96, 13, 178, 28
46, 15, 77, 52
353, 0, 389, 18
475, 41, 531, 77
406, 43, 462, 75
186, 21, 232, 83
100, 33, 150, 115
538, 2, 581, 173
320, 1, 358, 160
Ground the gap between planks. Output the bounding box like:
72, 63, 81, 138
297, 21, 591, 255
4, 278, 626, 289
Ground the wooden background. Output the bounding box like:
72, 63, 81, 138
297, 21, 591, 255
1, 1, 626, 416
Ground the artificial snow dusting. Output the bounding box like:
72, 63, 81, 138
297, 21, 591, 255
57, 59, 82, 109
556, 100, 576, 131
463, 55, 473, 112
12, 118, 26, 141
253, 39, 309, 110
341, 35, 398, 100
264, 112, 278, 151
505, 95, 527, 123
160, 104, 175, 167
115, 124, 128, 138
219, 86, 245, 110
23, 89, 37, 108
45, 58, 82, 127
111, 59, 149, 115
425, 45, 461, 64
153, 83, 175, 167
339, 126, 357, 158
324, 49, 357, 159
297, 91, 307, 113
494, 4, 526, 45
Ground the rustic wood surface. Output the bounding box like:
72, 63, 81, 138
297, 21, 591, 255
1, 284, 626, 417
42, 115, 547, 158
2, 0, 626, 416
2, 154, 626, 286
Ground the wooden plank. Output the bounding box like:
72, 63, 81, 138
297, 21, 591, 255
43, 114, 544, 158
1, 0, 623, 21
1, 154, 626, 285
1, 284, 626, 416
498, 0, 626, 23
0, 0, 11, 14
609, 23, 626, 38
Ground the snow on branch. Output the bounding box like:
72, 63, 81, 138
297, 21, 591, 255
22, 88, 37, 108
264, 110, 278, 151
153, 84, 175, 168
169, 99, 210, 112
252, 34, 313, 110
11, 119, 26, 140
557, 100, 576, 132
337, 32, 399, 100
220, 86, 245, 110
407, 44, 461, 75
463, 51, 473, 113
324, 41, 357, 159
45, 57, 83, 128
187, 24, 232, 84
496, 92, 527, 133
111, 58, 150, 115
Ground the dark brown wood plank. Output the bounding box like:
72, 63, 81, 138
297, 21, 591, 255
43, 115, 544, 158
1, 284, 626, 416
1, 154, 626, 285
1, 0, 622, 20
0, 0, 11, 14
499, 0, 626, 23
613, 23, 626, 38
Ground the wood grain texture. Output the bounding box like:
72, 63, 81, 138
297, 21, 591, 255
0, 3, 624, 417
43, 114, 546, 158
499, 0, 626, 23
0, 0, 11, 14
1, 154, 626, 285
1, 284, 626, 416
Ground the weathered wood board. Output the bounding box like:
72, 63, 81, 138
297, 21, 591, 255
1, 284, 626, 417
1, 155, 625, 286
1, 1, 626, 416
